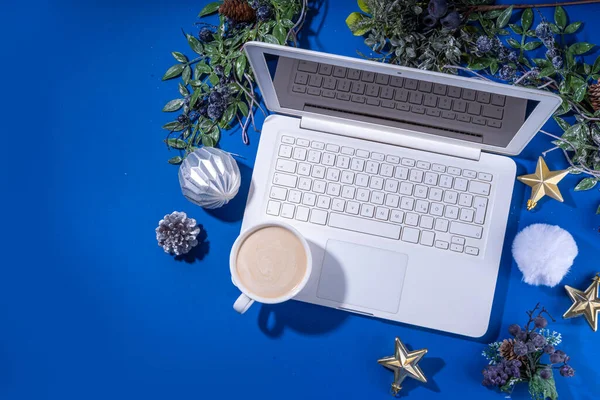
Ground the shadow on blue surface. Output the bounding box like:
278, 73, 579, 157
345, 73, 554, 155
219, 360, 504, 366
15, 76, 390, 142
174, 225, 210, 263
207, 161, 253, 223
299, 0, 328, 51
400, 356, 445, 395
257, 300, 348, 337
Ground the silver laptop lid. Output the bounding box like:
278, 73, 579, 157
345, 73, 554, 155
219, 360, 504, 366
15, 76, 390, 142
244, 42, 561, 156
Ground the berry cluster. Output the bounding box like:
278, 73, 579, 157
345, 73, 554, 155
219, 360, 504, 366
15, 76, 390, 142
422, 0, 461, 30
482, 359, 522, 387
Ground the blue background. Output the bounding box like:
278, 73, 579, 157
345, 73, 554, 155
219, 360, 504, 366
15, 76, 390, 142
2, 1, 599, 399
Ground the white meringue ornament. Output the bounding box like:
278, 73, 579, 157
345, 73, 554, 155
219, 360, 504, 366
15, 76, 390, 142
179, 148, 241, 209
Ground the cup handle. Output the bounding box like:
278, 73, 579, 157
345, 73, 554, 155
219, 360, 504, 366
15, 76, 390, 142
233, 293, 254, 314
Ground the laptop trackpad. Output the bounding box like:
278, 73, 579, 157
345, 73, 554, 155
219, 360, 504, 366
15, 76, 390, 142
316, 240, 408, 314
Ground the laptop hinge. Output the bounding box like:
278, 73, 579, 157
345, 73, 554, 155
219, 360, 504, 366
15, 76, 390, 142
300, 115, 481, 161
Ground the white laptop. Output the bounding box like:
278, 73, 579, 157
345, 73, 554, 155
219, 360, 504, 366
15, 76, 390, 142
240, 41, 561, 337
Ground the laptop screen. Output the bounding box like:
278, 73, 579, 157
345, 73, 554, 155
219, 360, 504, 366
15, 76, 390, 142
262, 53, 541, 148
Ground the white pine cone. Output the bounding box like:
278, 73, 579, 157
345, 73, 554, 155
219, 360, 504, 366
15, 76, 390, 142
156, 211, 201, 256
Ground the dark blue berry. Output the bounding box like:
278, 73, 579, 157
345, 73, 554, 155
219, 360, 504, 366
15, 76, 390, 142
544, 345, 555, 354
534, 316, 548, 328
423, 14, 438, 28
507, 51, 518, 62
198, 102, 208, 117
559, 365, 575, 377
209, 90, 223, 105
543, 37, 555, 48
214, 65, 224, 77
257, 5, 273, 22
440, 11, 461, 29
552, 56, 563, 68
199, 27, 214, 42
540, 369, 552, 380
207, 103, 225, 120
476, 36, 493, 53
535, 23, 553, 40
428, 0, 448, 19
531, 333, 547, 348
177, 114, 189, 124
499, 65, 516, 80
508, 324, 521, 336
513, 341, 528, 356
184, 95, 191, 106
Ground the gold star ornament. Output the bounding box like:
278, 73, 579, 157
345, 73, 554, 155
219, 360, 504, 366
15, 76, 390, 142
517, 156, 569, 210
563, 274, 600, 332
378, 337, 427, 395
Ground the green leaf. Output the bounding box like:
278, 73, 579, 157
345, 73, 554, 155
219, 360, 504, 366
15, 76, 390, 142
507, 38, 521, 49
357, 0, 371, 13
221, 104, 237, 126
179, 82, 189, 97
261, 34, 280, 45
593, 56, 600, 73
523, 41, 542, 51
273, 23, 287, 44
509, 23, 523, 34
571, 77, 587, 102
553, 116, 570, 131
521, 8, 533, 31
238, 101, 249, 117
166, 138, 187, 149
497, 29, 509, 36
162, 63, 185, 81
490, 60, 499, 75
584, 63, 592, 75
172, 51, 188, 63
575, 177, 597, 191
533, 58, 550, 67
168, 156, 183, 165
202, 125, 220, 147
182, 65, 191, 84
162, 121, 185, 131
187, 35, 203, 55
597, 204, 600, 214
208, 73, 219, 85
555, 6, 567, 29
497, 5, 513, 29
346, 12, 369, 36
569, 42, 595, 55
162, 98, 184, 112
196, 61, 211, 76
564, 21, 582, 34
199, 2, 220, 17
528, 373, 558, 400
468, 58, 492, 71
190, 89, 202, 109
235, 55, 247, 81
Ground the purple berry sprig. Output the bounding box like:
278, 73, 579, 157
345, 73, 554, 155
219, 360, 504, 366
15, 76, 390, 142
160, 0, 308, 164
481, 303, 574, 399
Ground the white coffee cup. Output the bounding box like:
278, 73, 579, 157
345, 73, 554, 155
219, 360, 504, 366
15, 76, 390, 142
230, 222, 312, 314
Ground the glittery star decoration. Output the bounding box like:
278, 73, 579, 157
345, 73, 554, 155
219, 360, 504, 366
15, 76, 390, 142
517, 156, 569, 210
378, 337, 428, 395
563, 274, 600, 332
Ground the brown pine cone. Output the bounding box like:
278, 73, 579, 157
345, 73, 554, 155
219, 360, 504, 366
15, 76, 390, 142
499, 339, 518, 361
589, 82, 600, 112
219, 0, 256, 23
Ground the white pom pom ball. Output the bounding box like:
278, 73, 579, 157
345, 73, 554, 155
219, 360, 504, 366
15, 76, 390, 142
512, 223, 578, 287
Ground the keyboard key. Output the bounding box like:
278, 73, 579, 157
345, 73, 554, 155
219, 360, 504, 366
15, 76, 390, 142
426, 108, 441, 117
347, 69, 361, 80
420, 215, 434, 230
451, 236, 465, 245
337, 81, 351, 92
273, 173, 297, 188
376, 74, 390, 85
456, 114, 470, 123
409, 169, 424, 183
369, 176, 384, 190
444, 205, 459, 219
307, 87, 321, 96
313, 180, 326, 193
462, 89, 476, 101
336, 92, 351, 101
432, 164, 446, 173
267, 200, 281, 216
356, 174, 369, 187
424, 172, 438, 185
360, 204, 375, 218
462, 170, 477, 179
420, 231, 435, 246
311, 141, 324, 150
310, 209, 328, 225
298, 60, 318, 73
296, 206, 309, 222
386, 155, 400, 164
439, 175, 453, 188
342, 186, 356, 199
459, 208, 475, 223
298, 177, 312, 190
433, 84, 446, 95
361, 71, 375, 82
402, 158, 416, 167
318, 64, 332, 75
317, 196, 331, 209
491, 94, 506, 106
308, 75, 323, 87
449, 221, 483, 239
329, 213, 401, 240
281, 203, 295, 219
429, 188, 443, 202
346, 201, 360, 215
326, 183, 341, 197
478, 172, 492, 182
447, 167, 461, 176
390, 77, 404, 87
411, 105, 425, 114
448, 87, 461, 98
341, 170, 355, 184
356, 188, 370, 201
292, 84, 306, 93
390, 210, 404, 223
438, 98, 452, 110
395, 89, 409, 102
376, 207, 390, 220
382, 100, 394, 108
418, 81, 432, 93
415, 199, 429, 213
322, 90, 335, 98
458, 193, 473, 207
385, 193, 400, 208
381, 87, 394, 99
482, 105, 504, 120
371, 152, 385, 161
326, 168, 340, 181
341, 146, 355, 155
322, 153, 335, 166
312, 165, 325, 179
351, 95, 366, 103
351, 158, 365, 172
333, 66, 347, 78
323, 77, 336, 90
326, 144, 339, 153
414, 185, 428, 199
295, 72, 309, 84
404, 79, 418, 90
400, 197, 415, 211
281, 136, 294, 144
401, 227, 420, 243
366, 161, 380, 174
453, 99, 467, 113
380, 164, 394, 177
399, 182, 414, 195
307, 150, 321, 163
430, 203, 444, 216
367, 98, 380, 106
443, 191, 458, 204
356, 149, 369, 158
279, 144, 293, 158
469, 181, 491, 196
434, 218, 449, 232
435, 240, 449, 250
450, 244, 464, 253
270, 186, 287, 200
409, 92, 423, 104
371, 191, 385, 205
288, 190, 302, 204
336, 155, 350, 169
487, 119, 502, 129
384, 179, 399, 192
395, 166, 409, 180
467, 103, 482, 115
473, 197, 488, 224
454, 177, 468, 191
424, 94, 438, 107
465, 246, 480, 256
332, 198, 345, 212
476, 91, 491, 104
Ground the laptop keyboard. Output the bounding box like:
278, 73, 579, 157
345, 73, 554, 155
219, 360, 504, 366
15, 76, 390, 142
266, 134, 493, 256
287, 60, 526, 142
